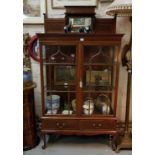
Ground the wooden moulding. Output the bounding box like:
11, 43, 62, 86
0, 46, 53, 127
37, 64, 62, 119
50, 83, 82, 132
43, 13, 116, 34
65, 6, 96, 15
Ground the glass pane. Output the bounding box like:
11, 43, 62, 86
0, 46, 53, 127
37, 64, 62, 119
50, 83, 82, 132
42, 45, 76, 63
45, 92, 76, 115
82, 45, 115, 116
84, 46, 114, 64
42, 45, 77, 115
83, 45, 114, 91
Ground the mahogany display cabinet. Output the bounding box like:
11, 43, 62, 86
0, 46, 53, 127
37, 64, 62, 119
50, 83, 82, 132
38, 6, 123, 149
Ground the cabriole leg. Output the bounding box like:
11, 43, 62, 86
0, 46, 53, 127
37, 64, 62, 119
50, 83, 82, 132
42, 133, 46, 149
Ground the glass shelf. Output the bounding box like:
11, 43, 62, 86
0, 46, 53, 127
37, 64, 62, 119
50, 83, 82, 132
43, 62, 76, 65
45, 109, 76, 116
83, 90, 113, 93
43, 61, 76, 64
84, 63, 113, 66
45, 90, 76, 93
44, 85, 76, 92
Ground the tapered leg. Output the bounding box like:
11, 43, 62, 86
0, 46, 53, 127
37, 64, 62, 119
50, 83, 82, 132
42, 133, 46, 149
111, 132, 120, 151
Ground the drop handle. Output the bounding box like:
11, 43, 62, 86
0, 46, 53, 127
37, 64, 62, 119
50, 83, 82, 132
56, 122, 65, 128
56, 123, 60, 127
56, 122, 60, 126
92, 123, 102, 128
98, 123, 102, 127
92, 123, 96, 127
62, 123, 65, 126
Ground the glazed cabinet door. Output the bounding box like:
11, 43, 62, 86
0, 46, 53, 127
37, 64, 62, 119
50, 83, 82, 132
80, 44, 119, 116
40, 44, 78, 116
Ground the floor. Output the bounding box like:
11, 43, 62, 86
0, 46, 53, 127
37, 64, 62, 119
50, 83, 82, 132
24, 135, 132, 155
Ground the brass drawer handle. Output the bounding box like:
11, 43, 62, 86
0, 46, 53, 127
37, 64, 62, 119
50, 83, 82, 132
92, 123, 96, 127
92, 123, 102, 128
98, 123, 102, 127
56, 122, 66, 128
56, 122, 60, 126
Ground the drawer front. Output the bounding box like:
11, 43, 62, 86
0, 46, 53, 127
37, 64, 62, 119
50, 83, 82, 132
42, 119, 78, 130
79, 120, 116, 130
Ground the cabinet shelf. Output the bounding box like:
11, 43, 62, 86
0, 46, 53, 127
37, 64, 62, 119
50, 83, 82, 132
44, 86, 76, 92
45, 110, 114, 117
43, 63, 116, 66
81, 113, 114, 117
45, 90, 76, 93
44, 87, 113, 93
84, 63, 114, 66
83, 90, 112, 93
43, 62, 76, 66
45, 111, 76, 116
45, 90, 112, 93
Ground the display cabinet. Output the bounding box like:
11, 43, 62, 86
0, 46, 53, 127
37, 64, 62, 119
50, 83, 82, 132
38, 6, 123, 149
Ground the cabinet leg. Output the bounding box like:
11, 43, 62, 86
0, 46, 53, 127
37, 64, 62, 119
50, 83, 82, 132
108, 134, 113, 147
42, 133, 46, 149
111, 133, 119, 151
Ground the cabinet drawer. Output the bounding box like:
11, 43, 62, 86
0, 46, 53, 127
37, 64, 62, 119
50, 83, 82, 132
42, 119, 78, 130
79, 120, 116, 130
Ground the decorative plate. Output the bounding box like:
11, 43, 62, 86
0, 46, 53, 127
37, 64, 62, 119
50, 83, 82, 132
28, 35, 40, 62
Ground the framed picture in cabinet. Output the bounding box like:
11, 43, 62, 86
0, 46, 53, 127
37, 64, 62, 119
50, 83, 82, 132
86, 70, 111, 86
23, 0, 46, 24
52, 0, 97, 9
54, 66, 75, 85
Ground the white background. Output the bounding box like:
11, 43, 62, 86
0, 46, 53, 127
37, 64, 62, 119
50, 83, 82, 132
0, 1, 155, 155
